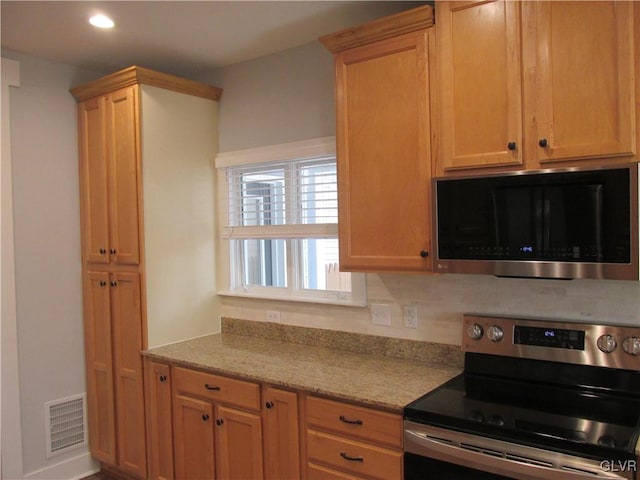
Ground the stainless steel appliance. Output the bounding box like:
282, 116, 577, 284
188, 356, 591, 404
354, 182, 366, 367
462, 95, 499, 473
404, 315, 640, 479
433, 164, 639, 280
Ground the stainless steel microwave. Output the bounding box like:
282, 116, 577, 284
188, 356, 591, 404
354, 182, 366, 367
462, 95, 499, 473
433, 164, 639, 280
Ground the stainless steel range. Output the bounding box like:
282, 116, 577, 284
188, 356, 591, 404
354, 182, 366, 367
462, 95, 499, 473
404, 315, 640, 479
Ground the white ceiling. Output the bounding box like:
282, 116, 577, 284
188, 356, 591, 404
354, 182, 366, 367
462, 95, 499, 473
1, 1, 423, 76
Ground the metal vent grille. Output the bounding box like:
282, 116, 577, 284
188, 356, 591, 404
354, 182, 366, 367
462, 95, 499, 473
45, 394, 87, 458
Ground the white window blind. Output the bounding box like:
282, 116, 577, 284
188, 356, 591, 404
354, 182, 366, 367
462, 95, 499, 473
223, 156, 339, 239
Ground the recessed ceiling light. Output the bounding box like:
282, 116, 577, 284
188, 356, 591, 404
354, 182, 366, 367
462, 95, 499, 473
89, 14, 115, 29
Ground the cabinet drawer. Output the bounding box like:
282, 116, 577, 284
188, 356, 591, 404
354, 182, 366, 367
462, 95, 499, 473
308, 462, 363, 480
307, 429, 402, 480
173, 366, 260, 411
306, 396, 402, 448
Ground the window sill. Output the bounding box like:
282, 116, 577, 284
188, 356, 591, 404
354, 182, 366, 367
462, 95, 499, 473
217, 289, 367, 308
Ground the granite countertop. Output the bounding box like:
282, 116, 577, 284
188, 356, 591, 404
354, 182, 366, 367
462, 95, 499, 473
143, 331, 463, 412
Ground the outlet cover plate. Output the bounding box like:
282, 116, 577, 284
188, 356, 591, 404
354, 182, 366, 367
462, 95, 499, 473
371, 303, 391, 326
403, 305, 418, 328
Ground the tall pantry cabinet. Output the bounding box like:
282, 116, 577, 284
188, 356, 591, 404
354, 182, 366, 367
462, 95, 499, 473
71, 66, 222, 478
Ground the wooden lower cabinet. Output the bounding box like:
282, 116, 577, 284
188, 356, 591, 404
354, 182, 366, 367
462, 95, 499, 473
144, 360, 174, 480
263, 387, 301, 480
173, 394, 215, 480
171, 366, 264, 480
307, 462, 364, 480
83, 271, 117, 465
83, 270, 146, 478
145, 365, 403, 480
304, 395, 403, 480
216, 406, 264, 479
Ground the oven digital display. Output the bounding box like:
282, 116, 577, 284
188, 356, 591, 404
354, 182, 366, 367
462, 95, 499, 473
514, 326, 585, 350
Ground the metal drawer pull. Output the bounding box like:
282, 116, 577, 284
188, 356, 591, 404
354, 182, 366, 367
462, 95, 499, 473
339, 415, 363, 425
204, 384, 221, 391
340, 452, 363, 463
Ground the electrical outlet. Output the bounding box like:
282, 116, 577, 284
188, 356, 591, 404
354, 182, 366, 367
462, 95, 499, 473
404, 305, 418, 328
266, 310, 281, 323
371, 304, 392, 326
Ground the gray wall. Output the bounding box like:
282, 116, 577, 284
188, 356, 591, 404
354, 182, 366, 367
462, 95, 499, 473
2, 49, 104, 477
197, 41, 335, 152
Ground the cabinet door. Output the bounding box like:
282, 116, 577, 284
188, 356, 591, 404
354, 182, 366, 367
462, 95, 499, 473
106, 86, 141, 265
145, 360, 174, 480
437, 0, 523, 172
111, 272, 147, 478
173, 395, 215, 480
78, 98, 110, 264
263, 387, 300, 480
215, 406, 264, 480
533, 1, 635, 164
335, 31, 432, 271
83, 271, 116, 464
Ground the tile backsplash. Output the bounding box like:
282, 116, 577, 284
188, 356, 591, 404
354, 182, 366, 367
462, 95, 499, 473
218, 273, 640, 346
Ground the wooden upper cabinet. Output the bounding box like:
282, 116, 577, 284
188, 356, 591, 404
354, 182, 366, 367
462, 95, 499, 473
320, 5, 434, 272
531, 1, 636, 164
106, 87, 141, 264
78, 85, 141, 265
436, 0, 637, 174
79, 97, 110, 264
437, 0, 523, 172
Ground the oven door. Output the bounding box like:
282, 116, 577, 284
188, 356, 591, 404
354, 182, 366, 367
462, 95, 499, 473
405, 452, 514, 480
404, 421, 635, 480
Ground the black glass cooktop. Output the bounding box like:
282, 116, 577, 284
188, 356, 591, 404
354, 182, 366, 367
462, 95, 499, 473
405, 371, 640, 460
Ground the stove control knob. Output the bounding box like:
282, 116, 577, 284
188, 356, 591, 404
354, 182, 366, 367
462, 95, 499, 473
597, 334, 617, 354
487, 325, 504, 342
622, 337, 640, 356
467, 323, 484, 340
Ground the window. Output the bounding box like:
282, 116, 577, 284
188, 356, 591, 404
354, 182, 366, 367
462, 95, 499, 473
216, 137, 366, 306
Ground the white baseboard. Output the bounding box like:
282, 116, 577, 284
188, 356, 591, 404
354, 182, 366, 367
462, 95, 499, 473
23, 452, 99, 480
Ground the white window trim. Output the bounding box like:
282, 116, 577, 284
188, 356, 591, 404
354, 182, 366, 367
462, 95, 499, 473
215, 136, 367, 307
215, 136, 337, 169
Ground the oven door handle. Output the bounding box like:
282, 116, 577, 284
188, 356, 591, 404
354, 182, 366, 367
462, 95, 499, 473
404, 426, 631, 480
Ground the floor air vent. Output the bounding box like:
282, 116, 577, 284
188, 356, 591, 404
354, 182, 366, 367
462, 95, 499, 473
45, 394, 87, 458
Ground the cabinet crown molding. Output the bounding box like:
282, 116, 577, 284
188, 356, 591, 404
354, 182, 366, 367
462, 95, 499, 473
319, 4, 434, 53
70, 65, 223, 101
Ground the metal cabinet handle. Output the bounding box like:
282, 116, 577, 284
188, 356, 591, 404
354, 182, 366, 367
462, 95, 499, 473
110, 281, 117, 287
539, 138, 549, 148
99, 281, 107, 287
340, 452, 364, 462
99, 248, 106, 255
339, 415, 363, 425
159, 375, 167, 382
420, 250, 429, 258
265, 401, 274, 409
204, 384, 220, 391
507, 141, 517, 151
216, 419, 224, 426
202, 414, 209, 421
110, 248, 117, 255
